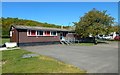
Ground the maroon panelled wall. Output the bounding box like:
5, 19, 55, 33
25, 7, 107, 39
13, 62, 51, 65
10, 28, 19, 42
18, 30, 60, 43
10, 29, 63, 43
10, 25, 72, 44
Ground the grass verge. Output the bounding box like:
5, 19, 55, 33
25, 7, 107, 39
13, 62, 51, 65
2, 38, 10, 44
1, 49, 86, 73
73, 43, 94, 46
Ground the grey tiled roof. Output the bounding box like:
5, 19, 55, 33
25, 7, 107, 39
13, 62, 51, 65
13, 25, 72, 32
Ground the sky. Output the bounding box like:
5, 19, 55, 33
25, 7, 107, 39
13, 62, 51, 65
1, 0, 120, 2
2, 2, 118, 26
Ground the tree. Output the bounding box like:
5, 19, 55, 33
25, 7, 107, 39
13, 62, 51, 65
111, 22, 119, 33
1, 17, 63, 36
74, 8, 115, 44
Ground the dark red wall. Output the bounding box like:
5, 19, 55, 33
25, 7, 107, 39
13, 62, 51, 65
18, 30, 61, 43
10, 28, 18, 42
10, 27, 72, 43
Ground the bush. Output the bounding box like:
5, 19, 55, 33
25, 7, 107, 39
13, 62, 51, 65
2, 35, 10, 38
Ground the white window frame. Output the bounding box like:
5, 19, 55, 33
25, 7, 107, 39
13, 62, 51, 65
27, 30, 37, 36
37, 30, 44, 36
50, 31, 57, 36
44, 31, 50, 36
27, 30, 58, 36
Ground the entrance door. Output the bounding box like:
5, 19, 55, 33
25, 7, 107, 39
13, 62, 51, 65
60, 32, 65, 41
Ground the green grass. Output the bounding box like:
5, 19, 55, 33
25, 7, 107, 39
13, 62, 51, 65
0, 38, 1, 45
2, 49, 86, 73
106, 40, 120, 42
2, 38, 10, 44
73, 43, 94, 46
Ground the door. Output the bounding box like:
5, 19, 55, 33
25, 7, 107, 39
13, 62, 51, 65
60, 32, 63, 40
60, 32, 66, 41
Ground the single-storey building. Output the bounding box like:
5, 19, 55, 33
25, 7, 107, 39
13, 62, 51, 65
10, 25, 75, 46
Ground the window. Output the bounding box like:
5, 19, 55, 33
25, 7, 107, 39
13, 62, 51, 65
51, 31, 57, 36
31, 30, 36, 35
37, 31, 43, 36
27, 30, 58, 36
27, 30, 36, 36
45, 31, 50, 36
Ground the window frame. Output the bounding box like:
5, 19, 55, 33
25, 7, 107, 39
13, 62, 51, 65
27, 30, 37, 36
44, 31, 51, 36
37, 30, 44, 36
51, 31, 57, 36
27, 30, 58, 36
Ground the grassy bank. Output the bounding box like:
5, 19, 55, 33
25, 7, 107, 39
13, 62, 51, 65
73, 43, 94, 46
2, 38, 10, 44
2, 49, 86, 73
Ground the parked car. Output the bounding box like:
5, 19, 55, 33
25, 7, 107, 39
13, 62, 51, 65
102, 35, 113, 40
97, 35, 113, 40
79, 37, 95, 43
97, 35, 103, 39
114, 36, 120, 40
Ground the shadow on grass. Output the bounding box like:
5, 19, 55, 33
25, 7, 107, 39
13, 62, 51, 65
97, 41, 109, 44
78, 41, 109, 45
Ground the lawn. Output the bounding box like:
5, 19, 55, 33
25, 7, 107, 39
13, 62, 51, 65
73, 43, 94, 46
2, 49, 86, 73
2, 38, 10, 44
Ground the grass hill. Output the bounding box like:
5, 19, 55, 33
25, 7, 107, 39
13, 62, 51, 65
1, 17, 70, 37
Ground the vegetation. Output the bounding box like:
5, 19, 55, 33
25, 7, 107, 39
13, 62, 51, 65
2, 38, 10, 44
74, 8, 117, 44
73, 43, 94, 46
1, 17, 70, 37
0, 38, 1, 45
2, 49, 86, 73
1, 9, 119, 41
